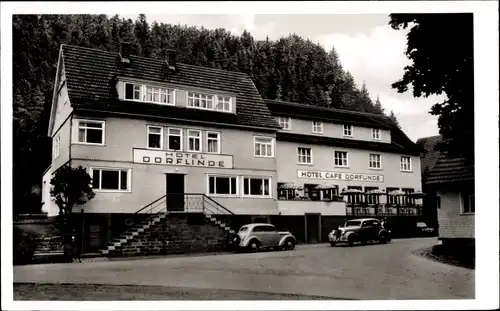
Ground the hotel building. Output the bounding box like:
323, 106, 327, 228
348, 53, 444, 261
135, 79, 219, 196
41, 44, 423, 252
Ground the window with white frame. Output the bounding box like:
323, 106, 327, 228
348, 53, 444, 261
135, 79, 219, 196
254, 137, 274, 157
372, 128, 381, 140
400, 156, 412, 171
187, 92, 214, 110
167, 128, 182, 151
369, 154, 382, 169
187, 130, 202, 152
343, 124, 353, 137
297, 147, 312, 164
462, 193, 475, 214
206, 132, 220, 154
144, 86, 174, 105
208, 175, 237, 195
277, 116, 291, 130
243, 177, 271, 197
53, 135, 60, 159
124, 83, 142, 101
334, 151, 348, 167
147, 126, 163, 149
77, 120, 105, 145
312, 121, 323, 133
91, 168, 130, 191
216, 96, 232, 112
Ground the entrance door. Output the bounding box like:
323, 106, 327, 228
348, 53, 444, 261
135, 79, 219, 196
166, 174, 185, 212
306, 214, 320, 244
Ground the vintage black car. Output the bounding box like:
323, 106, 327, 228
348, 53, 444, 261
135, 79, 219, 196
328, 218, 391, 246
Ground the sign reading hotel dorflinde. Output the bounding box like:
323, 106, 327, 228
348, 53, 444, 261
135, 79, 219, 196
133, 149, 233, 169
297, 170, 384, 182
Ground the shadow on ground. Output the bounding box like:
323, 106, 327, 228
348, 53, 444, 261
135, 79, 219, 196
14, 283, 353, 300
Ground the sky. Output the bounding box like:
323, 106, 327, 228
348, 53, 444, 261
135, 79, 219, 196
120, 14, 443, 142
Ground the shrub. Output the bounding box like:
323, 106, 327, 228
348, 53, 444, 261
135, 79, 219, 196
13, 227, 40, 265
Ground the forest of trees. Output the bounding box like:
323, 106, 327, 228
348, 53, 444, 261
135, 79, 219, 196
13, 14, 399, 214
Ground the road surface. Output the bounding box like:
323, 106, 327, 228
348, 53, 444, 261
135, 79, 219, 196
13, 238, 474, 300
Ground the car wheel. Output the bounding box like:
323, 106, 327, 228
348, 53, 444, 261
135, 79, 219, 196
348, 235, 357, 246
330, 242, 336, 247
379, 234, 388, 244
284, 239, 295, 250
248, 240, 260, 252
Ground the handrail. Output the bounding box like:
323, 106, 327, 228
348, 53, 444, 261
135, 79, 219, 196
135, 195, 167, 215
202, 194, 235, 215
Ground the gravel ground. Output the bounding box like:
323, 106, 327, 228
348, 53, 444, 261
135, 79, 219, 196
14, 283, 343, 300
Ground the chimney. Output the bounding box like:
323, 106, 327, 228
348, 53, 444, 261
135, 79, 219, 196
120, 42, 131, 63
166, 49, 177, 71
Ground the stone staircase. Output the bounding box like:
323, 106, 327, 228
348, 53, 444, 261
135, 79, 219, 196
100, 194, 236, 256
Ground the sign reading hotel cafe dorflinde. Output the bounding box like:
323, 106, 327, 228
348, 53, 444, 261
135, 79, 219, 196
297, 170, 384, 182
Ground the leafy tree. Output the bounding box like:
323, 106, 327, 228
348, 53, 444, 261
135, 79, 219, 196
50, 165, 95, 218
373, 95, 385, 114
389, 13, 474, 160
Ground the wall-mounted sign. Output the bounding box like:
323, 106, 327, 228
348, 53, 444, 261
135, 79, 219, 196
133, 149, 233, 169
297, 170, 384, 182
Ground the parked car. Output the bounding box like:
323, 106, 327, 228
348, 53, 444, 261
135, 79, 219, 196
231, 223, 296, 252
328, 218, 391, 246
416, 222, 435, 236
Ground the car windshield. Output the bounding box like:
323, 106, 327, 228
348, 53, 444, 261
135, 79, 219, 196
345, 221, 361, 227
239, 226, 249, 232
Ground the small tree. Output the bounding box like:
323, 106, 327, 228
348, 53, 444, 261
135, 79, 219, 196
50, 165, 95, 217
50, 165, 95, 258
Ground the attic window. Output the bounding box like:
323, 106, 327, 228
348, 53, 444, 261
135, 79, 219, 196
187, 91, 232, 113
125, 83, 142, 101
124, 82, 174, 105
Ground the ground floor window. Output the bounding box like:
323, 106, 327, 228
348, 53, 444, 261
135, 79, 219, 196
347, 186, 363, 205
304, 184, 320, 201
402, 188, 415, 206
364, 187, 379, 205
386, 187, 400, 205
91, 168, 130, 191
208, 175, 237, 196
243, 177, 271, 197
277, 183, 297, 200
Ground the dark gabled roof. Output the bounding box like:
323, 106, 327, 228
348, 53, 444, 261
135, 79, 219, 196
417, 135, 442, 176
277, 132, 421, 156
265, 99, 394, 129
426, 153, 474, 185
265, 99, 422, 156
60, 44, 280, 130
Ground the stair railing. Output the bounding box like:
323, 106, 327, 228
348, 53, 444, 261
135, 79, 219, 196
134, 195, 167, 216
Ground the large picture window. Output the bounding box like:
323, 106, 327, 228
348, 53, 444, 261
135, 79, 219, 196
243, 177, 271, 197
92, 168, 130, 191
208, 175, 237, 196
